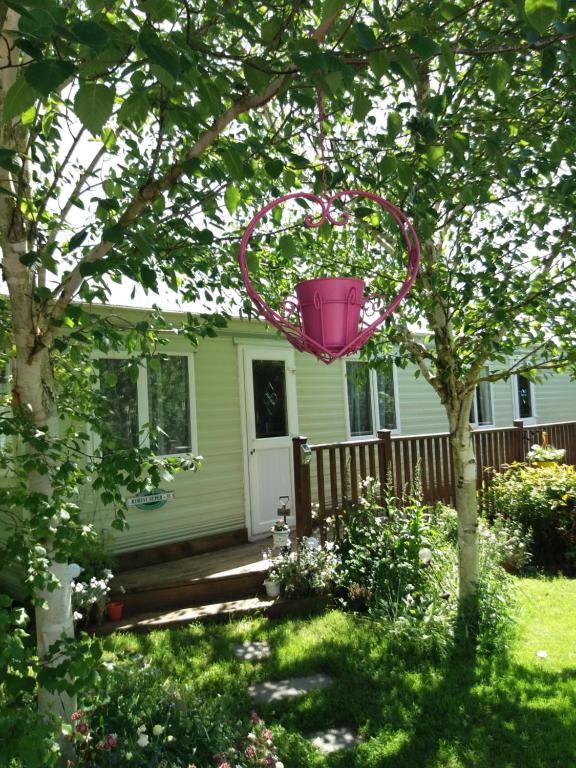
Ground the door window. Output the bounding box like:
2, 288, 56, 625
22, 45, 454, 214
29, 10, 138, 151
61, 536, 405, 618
252, 360, 288, 438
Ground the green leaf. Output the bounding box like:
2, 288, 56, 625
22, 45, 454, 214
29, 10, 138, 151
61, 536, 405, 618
224, 183, 241, 215
131, 230, 153, 256
74, 83, 115, 135
525, 0, 557, 33
426, 144, 445, 167
279, 235, 298, 260
220, 148, 245, 182
139, 0, 176, 21
393, 49, 419, 84
353, 91, 372, 121
440, 41, 457, 78
356, 22, 377, 50
540, 47, 556, 80
387, 111, 402, 141
488, 59, 511, 95
439, 2, 465, 21
369, 50, 388, 80
68, 229, 89, 250
24, 59, 76, 97
138, 25, 180, 77
71, 20, 108, 48
378, 155, 397, 176
322, 0, 346, 22
373, 0, 387, 29
0, 148, 21, 173
2, 77, 38, 121
117, 92, 149, 128
243, 59, 271, 92
409, 35, 441, 58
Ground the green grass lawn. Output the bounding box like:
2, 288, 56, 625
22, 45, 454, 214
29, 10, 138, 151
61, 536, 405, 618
109, 577, 576, 767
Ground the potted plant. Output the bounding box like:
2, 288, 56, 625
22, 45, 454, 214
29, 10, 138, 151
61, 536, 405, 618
263, 562, 282, 598
271, 519, 290, 549
106, 600, 124, 621
526, 443, 565, 468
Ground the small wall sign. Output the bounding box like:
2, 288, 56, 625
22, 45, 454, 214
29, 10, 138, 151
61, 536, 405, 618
126, 489, 175, 511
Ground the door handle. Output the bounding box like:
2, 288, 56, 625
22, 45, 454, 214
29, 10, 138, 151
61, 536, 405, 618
250, 449, 255, 455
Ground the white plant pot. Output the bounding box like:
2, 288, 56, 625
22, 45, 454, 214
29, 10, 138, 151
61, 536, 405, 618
272, 529, 290, 549
264, 579, 281, 598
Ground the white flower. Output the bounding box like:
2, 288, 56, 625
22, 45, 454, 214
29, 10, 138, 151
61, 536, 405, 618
125, 752, 132, 760
418, 547, 432, 565
137, 725, 147, 734
152, 724, 164, 736
275, 762, 285, 768
248, 732, 257, 741
137, 733, 149, 747
165, 734, 175, 742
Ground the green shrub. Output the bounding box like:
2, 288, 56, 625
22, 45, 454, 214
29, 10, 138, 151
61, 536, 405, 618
487, 463, 576, 574
333, 479, 458, 642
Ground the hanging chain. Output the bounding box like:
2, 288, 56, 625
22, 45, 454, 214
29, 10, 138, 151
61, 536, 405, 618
315, 85, 328, 196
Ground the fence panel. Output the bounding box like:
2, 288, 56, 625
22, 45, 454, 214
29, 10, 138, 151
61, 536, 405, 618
294, 421, 576, 534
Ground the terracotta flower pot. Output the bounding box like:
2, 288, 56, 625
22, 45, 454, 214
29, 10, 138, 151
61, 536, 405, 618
106, 601, 124, 621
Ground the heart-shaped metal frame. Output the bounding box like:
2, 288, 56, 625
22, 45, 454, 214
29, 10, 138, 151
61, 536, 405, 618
238, 189, 420, 364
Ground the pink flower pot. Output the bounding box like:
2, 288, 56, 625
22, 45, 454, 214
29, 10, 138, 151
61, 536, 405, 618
295, 277, 365, 352
106, 601, 124, 621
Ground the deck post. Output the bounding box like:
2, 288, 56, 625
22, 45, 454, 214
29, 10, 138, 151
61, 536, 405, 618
513, 419, 525, 463
377, 429, 392, 501
293, 436, 312, 539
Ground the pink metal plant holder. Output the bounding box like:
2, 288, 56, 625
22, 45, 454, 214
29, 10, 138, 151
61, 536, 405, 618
238, 189, 420, 364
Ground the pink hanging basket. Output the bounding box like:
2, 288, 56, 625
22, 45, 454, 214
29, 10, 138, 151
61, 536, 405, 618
295, 277, 365, 352
238, 190, 420, 364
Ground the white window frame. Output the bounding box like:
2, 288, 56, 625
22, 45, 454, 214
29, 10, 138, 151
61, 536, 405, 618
512, 372, 537, 424
470, 371, 495, 429
344, 360, 400, 439
96, 351, 198, 458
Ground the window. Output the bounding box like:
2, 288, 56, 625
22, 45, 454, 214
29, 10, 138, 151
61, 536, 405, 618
100, 355, 195, 455
470, 372, 494, 427
346, 361, 398, 437
514, 373, 535, 420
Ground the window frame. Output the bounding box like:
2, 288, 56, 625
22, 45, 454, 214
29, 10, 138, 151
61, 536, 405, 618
512, 372, 537, 424
96, 351, 198, 458
470, 371, 495, 429
344, 359, 400, 439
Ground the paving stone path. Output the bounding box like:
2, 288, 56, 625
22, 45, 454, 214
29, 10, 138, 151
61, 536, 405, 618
235, 640, 359, 755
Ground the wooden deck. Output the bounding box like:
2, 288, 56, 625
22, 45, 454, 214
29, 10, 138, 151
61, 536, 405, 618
110, 538, 273, 617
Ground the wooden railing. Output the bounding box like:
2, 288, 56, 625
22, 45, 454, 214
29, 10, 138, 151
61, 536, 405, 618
293, 420, 576, 538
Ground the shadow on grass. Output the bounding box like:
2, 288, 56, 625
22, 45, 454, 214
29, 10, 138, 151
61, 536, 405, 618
342, 610, 576, 768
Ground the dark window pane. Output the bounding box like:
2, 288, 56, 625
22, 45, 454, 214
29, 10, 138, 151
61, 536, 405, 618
148, 356, 191, 455
100, 359, 139, 450
517, 375, 533, 418
376, 362, 397, 430
347, 362, 373, 436
475, 380, 493, 425
252, 360, 288, 439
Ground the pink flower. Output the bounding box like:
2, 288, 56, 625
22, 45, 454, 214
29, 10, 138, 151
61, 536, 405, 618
75, 722, 89, 734
262, 729, 273, 741
245, 745, 257, 759
250, 711, 261, 724
106, 733, 118, 749
71, 710, 84, 721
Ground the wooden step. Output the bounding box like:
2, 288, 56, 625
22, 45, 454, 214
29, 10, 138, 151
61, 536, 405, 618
114, 569, 266, 616
109, 539, 271, 617
92, 595, 330, 635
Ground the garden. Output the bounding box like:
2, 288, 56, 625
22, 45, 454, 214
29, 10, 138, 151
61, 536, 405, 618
4, 458, 576, 767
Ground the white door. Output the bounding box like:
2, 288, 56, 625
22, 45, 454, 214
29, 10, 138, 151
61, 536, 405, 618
241, 347, 298, 538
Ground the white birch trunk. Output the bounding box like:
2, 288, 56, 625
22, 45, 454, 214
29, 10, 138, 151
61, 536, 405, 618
448, 402, 480, 600
13, 337, 79, 723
